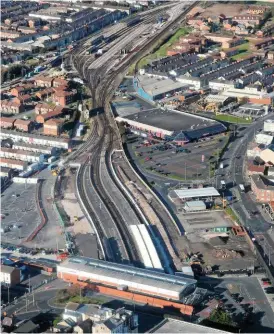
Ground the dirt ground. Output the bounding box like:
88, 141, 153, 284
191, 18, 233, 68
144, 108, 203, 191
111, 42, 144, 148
61, 170, 93, 236
200, 3, 247, 18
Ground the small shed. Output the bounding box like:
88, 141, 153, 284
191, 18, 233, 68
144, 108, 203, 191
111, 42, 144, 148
184, 200, 206, 212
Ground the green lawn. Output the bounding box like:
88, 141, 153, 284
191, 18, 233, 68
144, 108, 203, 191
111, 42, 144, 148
230, 41, 251, 61
215, 114, 252, 124
137, 27, 191, 69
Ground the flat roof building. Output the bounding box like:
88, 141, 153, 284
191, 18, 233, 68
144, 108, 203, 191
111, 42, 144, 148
169, 187, 220, 202
57, 256, 196, 314
116, 109, 226, 143
134, 75, 189, 101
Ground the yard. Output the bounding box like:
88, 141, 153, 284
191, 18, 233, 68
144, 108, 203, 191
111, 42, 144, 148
215, 114, 252, 124
137, 27, 191, 69
231, 41, 251, 61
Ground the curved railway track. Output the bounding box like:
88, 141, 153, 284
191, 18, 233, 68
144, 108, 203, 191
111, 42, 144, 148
73, 2, 198, 264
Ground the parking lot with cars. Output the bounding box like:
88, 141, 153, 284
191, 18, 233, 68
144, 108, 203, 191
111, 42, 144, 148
1, 183, 40, 243
199, 276, 274, 332
126, 133, 229, 182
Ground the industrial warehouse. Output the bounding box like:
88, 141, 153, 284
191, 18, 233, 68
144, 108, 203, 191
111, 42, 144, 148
116, 109, 226, 143
57, 256, 196, 314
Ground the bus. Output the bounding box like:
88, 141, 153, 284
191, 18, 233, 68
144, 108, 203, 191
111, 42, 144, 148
239, 184, 245, 192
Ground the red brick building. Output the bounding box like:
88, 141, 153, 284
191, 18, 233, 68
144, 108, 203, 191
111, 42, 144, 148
0, 100, 24, 114
36, 106, 64, 124
14, 119, 33, 132
35, 88, 55, 101
14, 94, 32, 105
0, 117, 16, 129
52, 77, 68, 88
43, 119, 64, 136
35, 103, 53, 115
251, 174, 274, 202
34, 76, 53, 88
52, 89, 76, 106
247, 163, 265, 176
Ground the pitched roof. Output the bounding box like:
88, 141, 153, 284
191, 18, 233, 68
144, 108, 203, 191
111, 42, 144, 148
14, 119, 32, 126
1, 117, 16, 124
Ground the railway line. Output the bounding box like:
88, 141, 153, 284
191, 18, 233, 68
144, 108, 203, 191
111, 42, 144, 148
71, 2, 198, 267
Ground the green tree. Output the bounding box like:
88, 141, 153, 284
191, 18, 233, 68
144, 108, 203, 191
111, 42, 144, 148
209, 309, 234, 326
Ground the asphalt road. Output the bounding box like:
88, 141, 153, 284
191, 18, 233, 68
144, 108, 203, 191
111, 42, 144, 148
216, 114, 274, 233
3, 279, 68, 316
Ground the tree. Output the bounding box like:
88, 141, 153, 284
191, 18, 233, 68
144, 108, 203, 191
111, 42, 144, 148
67, 284, 81, 297
209, 309, 234, 326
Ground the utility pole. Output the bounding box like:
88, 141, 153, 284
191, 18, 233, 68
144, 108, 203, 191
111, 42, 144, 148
25, 293, 28, 311
184, 161, 187, 181
8, 285, 10, 304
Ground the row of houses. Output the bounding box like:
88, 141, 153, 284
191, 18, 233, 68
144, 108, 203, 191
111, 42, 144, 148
1, 117, 33, 132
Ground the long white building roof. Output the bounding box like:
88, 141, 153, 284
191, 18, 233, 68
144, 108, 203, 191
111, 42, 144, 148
173, 187, 220, 199
57, 256, 196, 299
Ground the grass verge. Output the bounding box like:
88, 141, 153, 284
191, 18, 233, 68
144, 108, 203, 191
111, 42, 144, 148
215, 114, 252, 124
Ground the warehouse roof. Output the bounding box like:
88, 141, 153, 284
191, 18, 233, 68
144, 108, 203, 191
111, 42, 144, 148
125, 109, 215, 133
137, 75, 188, 97
171, 187, 220, 200
58, 256, 196, 294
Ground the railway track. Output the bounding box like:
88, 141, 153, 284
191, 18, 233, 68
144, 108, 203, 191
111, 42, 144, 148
72, 2, 198, 265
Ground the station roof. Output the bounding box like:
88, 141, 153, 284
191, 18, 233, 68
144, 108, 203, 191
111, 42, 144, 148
58, 256, 196, 293
171, 187, 220, 200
